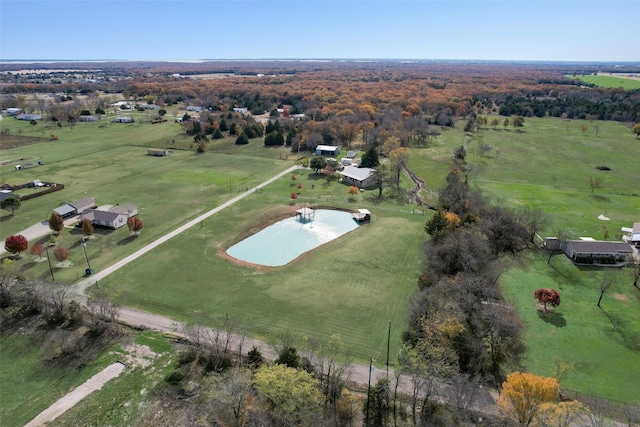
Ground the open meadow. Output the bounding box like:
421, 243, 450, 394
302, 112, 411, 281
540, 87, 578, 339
1, 114, 640, 406
567, 74, 640, 90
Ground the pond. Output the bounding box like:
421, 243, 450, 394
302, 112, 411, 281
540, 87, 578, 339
226, 209, 360, 267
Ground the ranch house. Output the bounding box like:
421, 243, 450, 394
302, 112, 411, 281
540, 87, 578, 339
316, 145, 340, 156
81, 210, 128, 229
339, 166, 377, 189
562, 240, 633, 266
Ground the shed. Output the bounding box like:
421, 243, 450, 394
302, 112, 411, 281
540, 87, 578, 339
79, 115, 99, 122
69, 197, 97, 215
352, 208, 371, 223
316, 145, 340, 156
346, 150, 356, 159
16, 113, 43, 121
147, 149, 170, 156
6, 108, 22, 116
114, 116, 134, 123
339, 166, 377, 189
54, 204, 77, 218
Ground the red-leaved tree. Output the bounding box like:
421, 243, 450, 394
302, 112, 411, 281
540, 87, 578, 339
534, 288, 561, 312
53, 246, 69, 262
4, 234, 28, 257
127, 217, 143, 235
30, 243, 45, 257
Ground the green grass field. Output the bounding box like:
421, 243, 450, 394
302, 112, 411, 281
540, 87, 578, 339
501, 253, 640, 403
2, 114, 640, 405
0, 334, 118, 427
0, 331, 175, 427
567, 74, 640, 90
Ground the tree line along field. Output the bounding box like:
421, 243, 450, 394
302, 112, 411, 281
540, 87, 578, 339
567, 74, 640, 90
1, 110, 639, 406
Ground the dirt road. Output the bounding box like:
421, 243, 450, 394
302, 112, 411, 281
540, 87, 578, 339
23, 362, 125, 427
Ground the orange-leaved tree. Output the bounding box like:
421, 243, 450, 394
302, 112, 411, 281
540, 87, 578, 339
498, 371, 559, 426
48, 211, 65, 234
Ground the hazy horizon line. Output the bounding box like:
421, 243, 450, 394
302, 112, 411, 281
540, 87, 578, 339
2, 58, 640, 66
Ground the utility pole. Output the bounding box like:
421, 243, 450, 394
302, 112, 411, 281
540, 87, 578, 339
366, 357, 374, 427
44, 243, 55, 282
386, 319, 391, 378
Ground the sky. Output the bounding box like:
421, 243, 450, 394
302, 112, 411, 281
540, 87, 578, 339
1, 0, 638, 62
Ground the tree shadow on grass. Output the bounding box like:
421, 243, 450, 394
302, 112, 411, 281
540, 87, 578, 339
117, 235, 137, 246
0, 214, 14, 223
590, 194, 610, 202
537, 311, 567, 327
599, 307, 640, 352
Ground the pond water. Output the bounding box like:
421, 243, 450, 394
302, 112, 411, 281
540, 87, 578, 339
226, 209, 360, 267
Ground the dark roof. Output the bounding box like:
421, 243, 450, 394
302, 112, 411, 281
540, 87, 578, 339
566, 240, 633, 254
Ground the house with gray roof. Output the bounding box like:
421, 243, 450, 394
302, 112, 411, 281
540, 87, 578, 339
339, 166, 377, 189
81, 209, 128, 229
563, 239, 633, 266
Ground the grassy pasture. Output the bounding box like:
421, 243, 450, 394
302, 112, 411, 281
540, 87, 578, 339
0, 334, 119, 427
567, 74, 640, 90
501, 253, 640, 403
2, 114, 640, 403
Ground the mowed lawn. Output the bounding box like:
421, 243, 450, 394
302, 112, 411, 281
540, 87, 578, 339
501, 253, 640, 403
99, 169, 426, 363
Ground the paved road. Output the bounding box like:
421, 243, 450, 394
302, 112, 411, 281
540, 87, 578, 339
23, 362, 125, 427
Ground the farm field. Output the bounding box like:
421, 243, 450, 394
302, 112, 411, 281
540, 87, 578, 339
1, 113, 640, 404
567, 74, 640, 90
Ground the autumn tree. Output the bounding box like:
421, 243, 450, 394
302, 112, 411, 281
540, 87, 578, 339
127, 217, 143, 235
4, 234, 28, 257
534, 288, 560, 312
498, 371, 559, 426
53, 246, 69, 263
48, 211, 65, 234
81, 218, 94, 237
254, 364, 323, 426
389, 147, 410, 189
632, 123, 640, 139
1, 196, 21, 216
589, 176, 603, 193
30, 243, 45, 258
535, 401, 587, 427
348, 185, 359, 195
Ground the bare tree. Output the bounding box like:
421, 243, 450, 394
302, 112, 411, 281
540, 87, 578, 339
86, 282, 121, 323
589, 177, 603, 194
626, 255, 640, 290
596, 271, 615, 308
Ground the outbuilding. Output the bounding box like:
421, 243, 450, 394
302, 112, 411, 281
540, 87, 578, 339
316, 145, 340, 156
563, 240, 633, 266
113, 116, 134, 123
339, 166, 377, 189
147, 149, 171, 156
